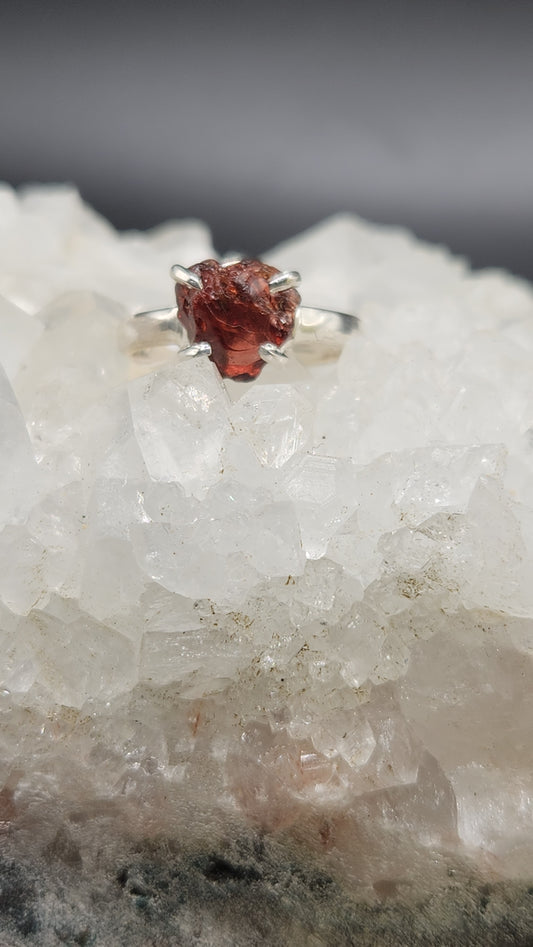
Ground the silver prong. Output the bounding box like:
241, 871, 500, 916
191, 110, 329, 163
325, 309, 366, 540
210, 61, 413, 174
268, 270, 301, 294
220, 252, 244, 267
170, 264, 203, 290
259, 342, 288, 362
178, 341, 212, 360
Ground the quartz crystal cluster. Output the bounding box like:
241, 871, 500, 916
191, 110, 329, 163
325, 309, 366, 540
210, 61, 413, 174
1, 184, 533, 945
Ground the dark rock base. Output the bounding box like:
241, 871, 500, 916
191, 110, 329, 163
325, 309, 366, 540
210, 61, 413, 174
1, 830, 533, 946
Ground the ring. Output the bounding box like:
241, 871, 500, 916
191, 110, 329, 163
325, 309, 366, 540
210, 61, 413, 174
130, 257, 360, 381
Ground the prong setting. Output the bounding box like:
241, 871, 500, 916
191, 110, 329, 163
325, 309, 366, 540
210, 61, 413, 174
178, 341, 212, 360
220, 253, 244, 267
268, 270, 301, 294
259, 342, 289, 363
170, 264, 203, 291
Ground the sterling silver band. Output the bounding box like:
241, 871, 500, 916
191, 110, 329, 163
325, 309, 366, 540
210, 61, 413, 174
128, 305, 360, 367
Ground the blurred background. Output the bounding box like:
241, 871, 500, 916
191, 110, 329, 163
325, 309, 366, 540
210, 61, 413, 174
1, 0, 532, 278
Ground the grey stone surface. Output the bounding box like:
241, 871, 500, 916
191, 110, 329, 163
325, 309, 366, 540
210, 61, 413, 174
1, 830, 533, 946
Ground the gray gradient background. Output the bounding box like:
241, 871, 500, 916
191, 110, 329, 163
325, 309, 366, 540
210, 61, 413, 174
1, 0, 532, 278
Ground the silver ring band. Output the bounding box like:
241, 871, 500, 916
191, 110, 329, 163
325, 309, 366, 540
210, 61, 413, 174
128, 305, 360, 367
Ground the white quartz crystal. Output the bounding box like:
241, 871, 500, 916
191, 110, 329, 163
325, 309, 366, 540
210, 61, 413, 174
1, 184, 533, 939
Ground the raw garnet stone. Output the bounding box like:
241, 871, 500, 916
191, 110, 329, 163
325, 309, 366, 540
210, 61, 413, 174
175, 259, 300, 380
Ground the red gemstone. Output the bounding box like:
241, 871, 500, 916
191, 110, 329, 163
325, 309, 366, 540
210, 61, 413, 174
175, 259, 300, 380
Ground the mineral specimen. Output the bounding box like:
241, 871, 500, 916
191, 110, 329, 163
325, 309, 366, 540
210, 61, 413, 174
0, 183, 533, 945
